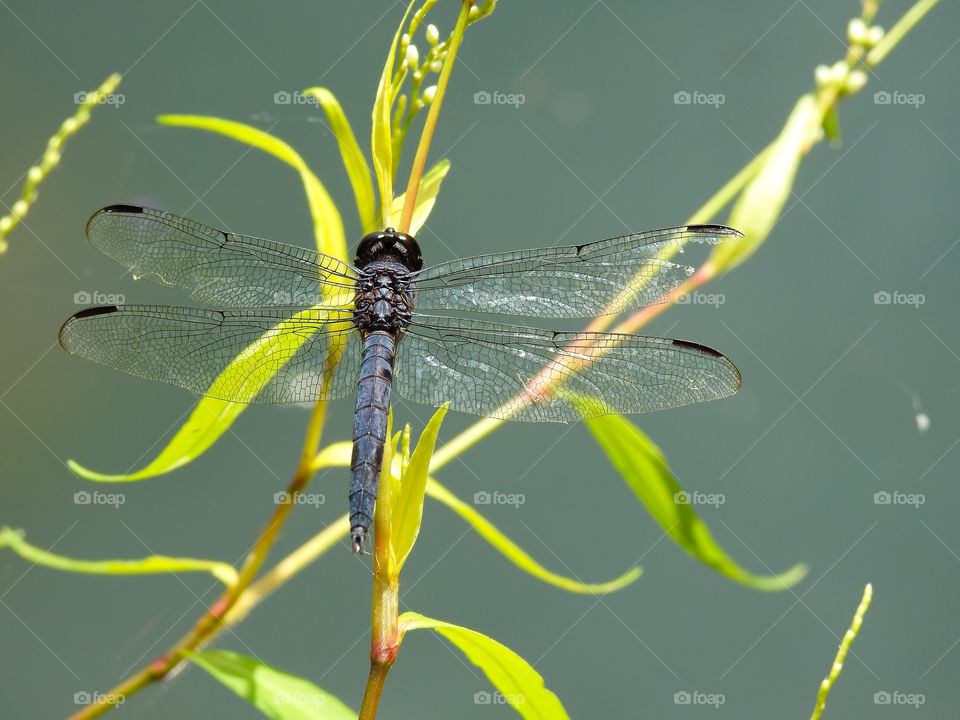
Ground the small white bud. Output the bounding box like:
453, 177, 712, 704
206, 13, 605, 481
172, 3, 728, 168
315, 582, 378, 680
0, 216, 13, 234
61, 117, 79, 135
422, 85, 437, 104
831, 60, 849, 82
867, 25, 884, 47
406, 44, 419, 69
12, 200, 29, 219
814, 64, 833, 87
429, 59, 443, 72
847, 18, 867, 45
426, 24, 439, 45
43, 150, 61, 168
468, 6, 480, 20
845, 69, 868, 94
27, 166, 43, 183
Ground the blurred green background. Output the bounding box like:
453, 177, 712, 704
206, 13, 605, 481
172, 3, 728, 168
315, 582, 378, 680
2, 1, 958, 717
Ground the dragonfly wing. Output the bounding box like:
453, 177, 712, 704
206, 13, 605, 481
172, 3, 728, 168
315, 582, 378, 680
59, 304, 360, 404
394, 315, 740, 422
85, 205, 358, 307
411, 225, 740, 318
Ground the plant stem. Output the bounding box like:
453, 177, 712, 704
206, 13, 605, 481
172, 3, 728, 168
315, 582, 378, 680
65, 400, 329, 720
358, 662, 392, 720
397, 0, 471, 234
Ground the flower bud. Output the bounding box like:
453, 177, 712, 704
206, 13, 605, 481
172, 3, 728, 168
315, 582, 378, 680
847, 17, 867, 45
422, 85, 437, 104
426, 24, 439, 45
406, 44, 419, 69
845, 69, 868, 94
814, 64, 833, 88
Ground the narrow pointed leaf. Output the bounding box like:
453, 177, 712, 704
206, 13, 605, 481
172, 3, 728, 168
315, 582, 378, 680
69, 301, 352, 482
385, 158, 451, 235
185, 649, 356, 720
0, 527, 237, 585
310, 440, 638, 593
426, 479, 642, 593
303, 87, 376, 233
69, 397, 246, 482
371, 1, 415, 225
709, 94, 817, 273
157, 114, 348, 262
392, 404, 448, 569
584, 413, 807, 591
400, 612, 569, 720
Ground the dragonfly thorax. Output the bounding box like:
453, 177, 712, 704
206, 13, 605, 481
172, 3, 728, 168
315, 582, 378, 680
352, 267, 415, 334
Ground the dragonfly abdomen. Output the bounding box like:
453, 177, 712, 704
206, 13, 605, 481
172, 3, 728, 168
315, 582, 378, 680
349, 330, 397, 553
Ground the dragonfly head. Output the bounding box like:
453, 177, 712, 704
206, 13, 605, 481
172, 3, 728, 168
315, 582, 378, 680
356, 228, 423, 272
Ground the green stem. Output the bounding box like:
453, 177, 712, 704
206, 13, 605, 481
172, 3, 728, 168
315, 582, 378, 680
65, 400, 330, 720
866, 0, 939, 67
397, 0, 471, 233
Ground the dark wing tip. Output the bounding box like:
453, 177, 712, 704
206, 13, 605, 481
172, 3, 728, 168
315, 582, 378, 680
86, 204, 146, 239
671, 338, 743, 390
686, 224, 744, 238
59, 305, 120, 347
101, 204, 146, 215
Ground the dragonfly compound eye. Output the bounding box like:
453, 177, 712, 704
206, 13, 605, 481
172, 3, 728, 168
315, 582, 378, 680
355, 229, 423, 272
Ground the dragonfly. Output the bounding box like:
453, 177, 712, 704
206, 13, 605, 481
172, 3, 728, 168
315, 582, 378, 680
60, 205, 742, 553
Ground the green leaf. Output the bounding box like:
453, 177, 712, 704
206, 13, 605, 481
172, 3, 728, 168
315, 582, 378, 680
400, 612, 569, 720
310, 439, 638, 593
385, 158, 451, 235
425, 479, 642, 594
303, 87, 376, 233
709, 94, 817, 273
583, 413, 807, 591
821, 105, 842, 145
371, 1, 416, 226
0, 527, 237, 585
70, 300, 353, 482
392, 404, 448, 569
185, 649, 355, 720
157, 114, 348, 262
69, 397, 245, 482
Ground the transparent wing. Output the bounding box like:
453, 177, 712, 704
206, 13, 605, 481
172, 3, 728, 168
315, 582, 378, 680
412, 225, 741, 317
394, 315, 740, 422
85, 205, 358, 307
59, 304, 360, 404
